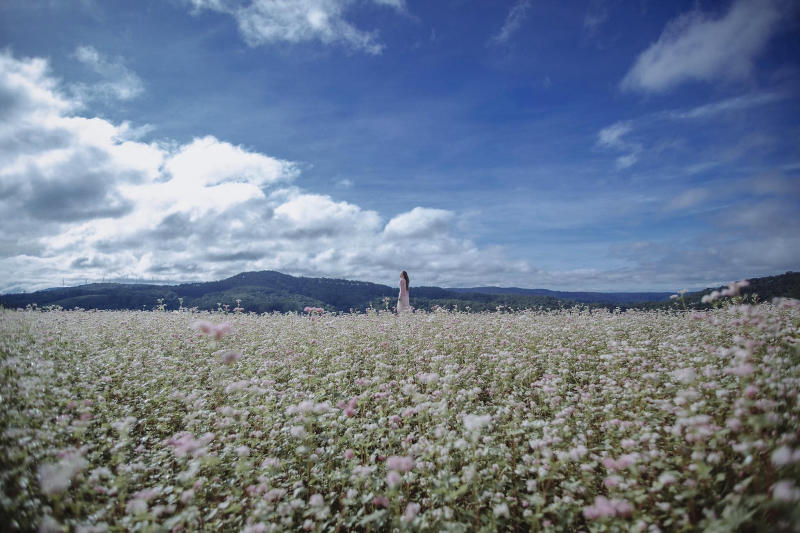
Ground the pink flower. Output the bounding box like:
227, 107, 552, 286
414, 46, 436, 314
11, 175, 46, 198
725, 363, 754, 377
337, 396, 358, 417
344, 449, 355, 460
386, 455, 415, 472
403, 502, 421, 521
602, 457, 618, 471
373, 495, 390, 508
386, 470, 402, 489
727, 418, 742, 431
583, 496, 616, 519
583, 496, 634, 520
192, 320, 232, 339
166, 431, 214, 458
220, 350, 242, 365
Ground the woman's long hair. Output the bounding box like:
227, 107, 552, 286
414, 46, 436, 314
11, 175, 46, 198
401, 271, 410, 290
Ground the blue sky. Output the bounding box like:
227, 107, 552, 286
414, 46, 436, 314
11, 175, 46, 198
0, 0, 798, 293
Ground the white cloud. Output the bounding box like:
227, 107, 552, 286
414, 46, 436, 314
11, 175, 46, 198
615, 153, 638, 170
383, 207, 454, 239
621, 0, 787, 93
490, 0, 531, 45
596, 121, 641, 169
0, 50, 535, 292
188, 0, 404, 55
670, 91, 785, 119
274, 193, 381, 237
596, 89, 785, 170
597, 121, 632, 149
584, 0, 612, 34
72, 45, 144, 101
663, 188, 710, 211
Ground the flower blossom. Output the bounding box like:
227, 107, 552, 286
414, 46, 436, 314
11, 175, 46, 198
772, 480, 800, 502
403, 502, 421, 521
386, 455, 415, 472
463, 413, 492, 433
583, 496, 634, 519
219, 349, 243, 365
386, 470, 402, 489
37, 449, 88, 495
166, 431, 214, 458
192, 320, 232, 339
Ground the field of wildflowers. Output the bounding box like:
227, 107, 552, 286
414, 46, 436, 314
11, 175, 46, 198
1, 300, 799, 532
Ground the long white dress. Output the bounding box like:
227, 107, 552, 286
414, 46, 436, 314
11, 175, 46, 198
397, 279, 411, 313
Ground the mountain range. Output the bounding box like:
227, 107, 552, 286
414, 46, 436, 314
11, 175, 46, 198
1, 270, 798, 313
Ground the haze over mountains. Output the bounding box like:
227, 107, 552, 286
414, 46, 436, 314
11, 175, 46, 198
2, 270, 798, 314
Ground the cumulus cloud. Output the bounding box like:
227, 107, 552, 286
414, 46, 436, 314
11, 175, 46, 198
383, 207, 454, 239
489, 0, 531, 45
621, 0, 788, 93
0, 50, 533, 292
187, 0, 404, 55
274, 194, 381, 238
72, 45, 144, 101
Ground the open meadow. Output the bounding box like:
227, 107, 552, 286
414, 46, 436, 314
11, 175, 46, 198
1, 302, 800, 532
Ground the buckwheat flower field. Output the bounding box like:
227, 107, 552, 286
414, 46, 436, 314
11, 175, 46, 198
2, 302, 800, 532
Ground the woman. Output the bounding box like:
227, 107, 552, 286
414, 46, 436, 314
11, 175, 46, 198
397, 271, 412, 313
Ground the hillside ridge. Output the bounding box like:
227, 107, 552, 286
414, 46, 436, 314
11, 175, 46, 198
1, 270, 798, 313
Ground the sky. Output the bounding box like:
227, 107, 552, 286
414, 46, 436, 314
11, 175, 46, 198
0, 0, 799, 293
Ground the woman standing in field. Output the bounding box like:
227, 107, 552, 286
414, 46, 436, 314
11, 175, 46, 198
397, 271, 411, 313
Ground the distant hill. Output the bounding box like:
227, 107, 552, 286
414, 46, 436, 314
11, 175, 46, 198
448, 286, 674, 304
0, 271, 563, 313
676, 271, 800, 307
2, 270, 797, 313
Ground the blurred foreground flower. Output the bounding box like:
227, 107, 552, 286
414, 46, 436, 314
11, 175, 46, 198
192, 320, 232, 339
219, 349, 243, 365
38, 449, 88, 495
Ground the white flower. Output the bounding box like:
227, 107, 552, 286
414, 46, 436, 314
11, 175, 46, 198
37, 450, 88, 495
403, 502, 421, 521
658, 472, 677, 486
290, 425, 307, 438
38, 515, 63, 533
670, 368, 697, 384
463, 414, 492, 433
493, 502, 510, 518
235, 445, 251, 457
111, 416, 137, 435
771, 446, 794, 467
773, 480, 800, 502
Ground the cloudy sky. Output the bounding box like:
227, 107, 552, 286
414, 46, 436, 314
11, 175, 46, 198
1, 0, 798, 293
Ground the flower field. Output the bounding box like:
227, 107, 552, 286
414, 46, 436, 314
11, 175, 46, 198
1, 302, 799, 532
